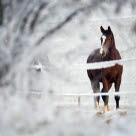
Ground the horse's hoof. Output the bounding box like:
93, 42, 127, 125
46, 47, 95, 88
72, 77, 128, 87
96, 109, 100, 113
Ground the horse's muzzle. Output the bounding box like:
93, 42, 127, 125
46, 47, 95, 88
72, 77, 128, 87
99, 48, 106, 57
101, 52, 106, 57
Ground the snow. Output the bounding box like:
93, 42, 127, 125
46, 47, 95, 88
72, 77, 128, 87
0, 0, 136, 135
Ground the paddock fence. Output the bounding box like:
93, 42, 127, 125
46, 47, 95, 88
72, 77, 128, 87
29, 57, 136, 106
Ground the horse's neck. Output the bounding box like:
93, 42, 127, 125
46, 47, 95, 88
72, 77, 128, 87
109, 36, 118, 60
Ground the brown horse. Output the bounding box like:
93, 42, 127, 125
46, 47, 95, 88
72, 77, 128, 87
87, 26, 123, 113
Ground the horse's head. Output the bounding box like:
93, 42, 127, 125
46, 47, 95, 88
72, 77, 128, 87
99, 26, 113, 57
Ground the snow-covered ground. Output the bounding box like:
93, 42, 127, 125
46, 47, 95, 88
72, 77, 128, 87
0, 0, 136, 135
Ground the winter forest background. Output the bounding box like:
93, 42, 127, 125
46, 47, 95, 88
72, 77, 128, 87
0, 0, 136, 135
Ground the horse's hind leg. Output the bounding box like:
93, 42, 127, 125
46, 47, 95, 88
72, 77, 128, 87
91, 81, 100, 111
115, 77, 121, 109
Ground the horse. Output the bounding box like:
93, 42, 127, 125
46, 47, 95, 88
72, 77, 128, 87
87, 26, 123, 113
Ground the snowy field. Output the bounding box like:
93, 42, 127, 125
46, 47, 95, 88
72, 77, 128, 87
1, 0, 136, 136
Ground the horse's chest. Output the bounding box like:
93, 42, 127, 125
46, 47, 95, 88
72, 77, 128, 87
102, 66, 118, 82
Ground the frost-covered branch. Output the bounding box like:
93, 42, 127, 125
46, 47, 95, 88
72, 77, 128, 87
0, 0, 3, 25
36, 4, 93, 45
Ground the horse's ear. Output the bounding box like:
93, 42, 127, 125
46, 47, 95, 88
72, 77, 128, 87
100, 26, 105, 33
108, 26, 112, 33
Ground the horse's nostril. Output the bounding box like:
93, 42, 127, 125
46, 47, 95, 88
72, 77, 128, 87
99, 49, 106, 57
100, 51, 106, 57
102, 52, 105, 56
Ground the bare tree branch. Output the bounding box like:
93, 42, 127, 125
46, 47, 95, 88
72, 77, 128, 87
36, 4, 92, 45
0, 0, 3, 25
30, 2, 48, 31
20, 9, 33, 32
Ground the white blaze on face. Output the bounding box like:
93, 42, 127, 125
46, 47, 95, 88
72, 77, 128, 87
100, 35, 106, 55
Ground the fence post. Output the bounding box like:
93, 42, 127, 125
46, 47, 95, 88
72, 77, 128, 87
78, 96, 81, 106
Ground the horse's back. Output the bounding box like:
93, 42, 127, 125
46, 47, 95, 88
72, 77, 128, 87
87, 48, 101, 63
87, 48, 121, 63
87, 48, 102, 81
87, 48, 123, 82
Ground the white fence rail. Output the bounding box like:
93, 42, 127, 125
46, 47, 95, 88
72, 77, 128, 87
74, 58, 136, 70
30, 91, 136, 106
30, 91, 136, 96
30, 58, 136, 71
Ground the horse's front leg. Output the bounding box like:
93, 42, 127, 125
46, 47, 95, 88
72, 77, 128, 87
115, 77, 121, 109
101, 89, 110, 112
101, 79, 112, 113
91, 81, 100, 112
